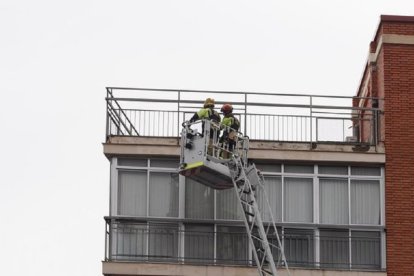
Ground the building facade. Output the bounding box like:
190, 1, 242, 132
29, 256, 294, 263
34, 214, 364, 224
102, 15, 414, 276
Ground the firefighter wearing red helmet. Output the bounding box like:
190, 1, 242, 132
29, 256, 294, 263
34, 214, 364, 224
220, 104, 240, 159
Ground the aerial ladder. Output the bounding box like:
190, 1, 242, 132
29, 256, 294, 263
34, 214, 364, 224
179, 119, 290, 276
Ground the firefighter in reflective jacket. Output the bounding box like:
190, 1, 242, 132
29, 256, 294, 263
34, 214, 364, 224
188, 98, 221, 155
189, 98, 221, 138
220, 104, 240, 159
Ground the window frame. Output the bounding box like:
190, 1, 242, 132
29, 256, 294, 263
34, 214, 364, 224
109, 158, 385, 269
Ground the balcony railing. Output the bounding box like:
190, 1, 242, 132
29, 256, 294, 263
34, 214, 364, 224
105, 87, 383, 145
105, 217, 382, 270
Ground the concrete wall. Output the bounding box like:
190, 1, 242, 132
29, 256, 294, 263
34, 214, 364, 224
103, 136, 385, 164
102, 262, 386, 276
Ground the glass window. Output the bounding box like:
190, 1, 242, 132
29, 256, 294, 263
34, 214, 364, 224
216, 226, 248, 265
351, 231, 381, 269
284, 164, 314, 174
185, 178, 214, 219
255, 163, 281, 173
118, 158, 147, 167
351, 180, 380, 225
266, 227, 283, 263
118, 170, 147, 216
148, 223, 179, 261
150, 159, 179, 169
284, 178, 313, 223
284, 228, 315, 267
318, 165, 348, 175
351, 166, 381, 176
149, 172, 179, 217
184, 224, 214, 263
320, 229, 349, 269
110, 222, 147, 261
319, 178, 348, 224
257, 176, 282, 222
216, 188, 243, 220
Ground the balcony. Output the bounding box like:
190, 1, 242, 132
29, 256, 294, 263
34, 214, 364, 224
105, 87, 383, 146
104, 217, 382, 271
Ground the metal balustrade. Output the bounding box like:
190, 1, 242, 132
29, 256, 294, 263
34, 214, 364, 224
105, 87, 383, 145
105, 218, 382, 270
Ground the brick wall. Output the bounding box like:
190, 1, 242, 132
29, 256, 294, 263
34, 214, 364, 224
358, 15, 414, 276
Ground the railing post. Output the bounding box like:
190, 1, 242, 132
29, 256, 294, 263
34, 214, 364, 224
105, 219, 108, 261
105, 88, 111, 141
107, 219, 112, 261
244, 93, 247, 135
342, 119, 345, 142
178, 91, 181, 137
310, 96, 313, 147
373, 97, 379, 145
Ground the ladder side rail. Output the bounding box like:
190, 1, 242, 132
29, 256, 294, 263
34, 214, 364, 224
256, 171, 290, 274
243, 172, 278, 275
232, 156, 278, 276
233, 178, 265, 276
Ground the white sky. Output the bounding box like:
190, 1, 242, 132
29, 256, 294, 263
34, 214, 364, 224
0, 1, 413, 275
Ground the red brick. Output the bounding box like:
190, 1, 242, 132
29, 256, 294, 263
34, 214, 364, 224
357, 15, 414, 276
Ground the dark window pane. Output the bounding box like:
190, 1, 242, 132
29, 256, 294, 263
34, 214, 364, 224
318, 165, 348, 175
110, 222, 147, 261
255, 163, 281, 173
118, 158, 147, 167
284, 164, 314, 174
217, 226, 248, 265
148, 223, 179, 261
184, 224, 214, 264
352, 231, 381, 269
150, 159, 179, 168
320, 229, 349, 269
351, 166, 381, 176
284, 228, 315, 267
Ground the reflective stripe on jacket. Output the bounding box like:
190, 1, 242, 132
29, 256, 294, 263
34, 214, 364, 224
196, 108, 221, 123
222, 115, 240, 131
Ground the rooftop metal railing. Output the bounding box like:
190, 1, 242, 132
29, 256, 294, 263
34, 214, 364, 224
106, 87, 383, 145
105, 217, 382, 270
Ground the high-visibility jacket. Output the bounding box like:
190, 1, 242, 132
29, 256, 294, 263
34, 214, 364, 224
190, 108, 221, 123
189, 108, 221, 139
222, 114, 240, 131
221, 114, 240, 142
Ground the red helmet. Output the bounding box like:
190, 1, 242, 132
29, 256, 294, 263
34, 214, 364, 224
221, 104, 233, 114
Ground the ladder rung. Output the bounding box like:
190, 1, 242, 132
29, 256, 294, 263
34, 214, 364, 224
240, 199, 254, 206
261, 268, 273, 275
244, 211, 255, 217
230, 158, 288, 276
251, 234, 264, 242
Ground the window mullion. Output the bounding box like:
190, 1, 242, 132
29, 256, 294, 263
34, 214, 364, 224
147, 160, 150, 217
348, 166, 351, 225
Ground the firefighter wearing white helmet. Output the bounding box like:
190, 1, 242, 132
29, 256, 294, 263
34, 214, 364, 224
220, 104, 240, 159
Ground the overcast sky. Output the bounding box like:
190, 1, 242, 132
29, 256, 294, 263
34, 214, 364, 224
0, 1, 413, 275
